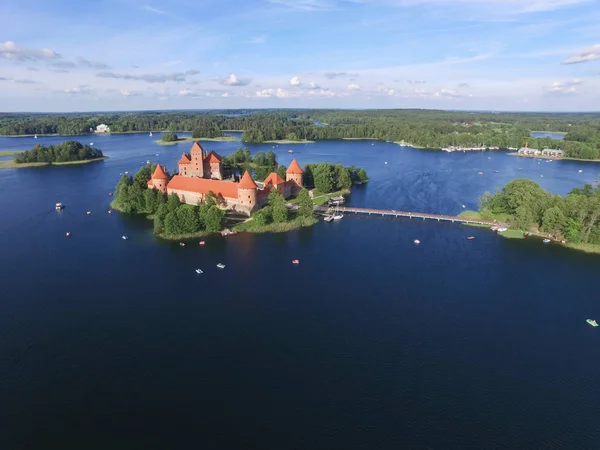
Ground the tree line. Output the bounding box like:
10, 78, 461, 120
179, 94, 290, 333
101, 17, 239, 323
480, 179, 600, 244
221, 148, 287, 182
15, 141, 103, 164
112, 164, 224, 237
2, 110, 599, 159
303, 163, 369, 193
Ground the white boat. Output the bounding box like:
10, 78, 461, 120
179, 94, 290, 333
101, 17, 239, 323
149, 132, 153, 137
90, 142, 94, 146
414, 239, 421, 245
543, 239, 551, 243
324, 215, 334, 223
384, 161, 388, 164
579, 170, 583, 173
216, 263, 226, 269
34, 134, 38, 139
441, 147, 452, 152
332, 207, 343, 220
586, 319, 598, 327
55, 202, 64, 210
497, 227, 508, 232
122, 235, 129, 240
195, 269, 203, 274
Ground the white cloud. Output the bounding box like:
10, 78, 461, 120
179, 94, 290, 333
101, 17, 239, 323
0, 41, 60, 61
348, 83, 361, 90
308, 89, 335, 97
546, 79, 582, 94
307, 81, 321, 89
179, 89, 194, 96
256, 88, 274, 97
290, 76, 302, 86
266, 0, 335, 11
64, 86, 91, 95
376, 0, 589, 13
222, 92, 229, 97
562, 44, 600, 64
220, 73, 250, 86
96, 70, 199, 83
120, 90, 141, 96
143, 5, 166, 14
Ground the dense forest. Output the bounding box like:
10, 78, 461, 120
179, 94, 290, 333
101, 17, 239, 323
480, 179, 600, 244
2, 110, 599, 159
15, 141, 103, 164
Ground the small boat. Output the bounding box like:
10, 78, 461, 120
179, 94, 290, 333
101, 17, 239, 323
288, 149, 294, 154
66, 232, 71, 237
543, 239, 551, 243
579, 170, 583, 173
108, 192, 113, 196
55, 202, 64, 211
199, 241, 206, 246
108, 209, 112, 214
324, 215, 334, 222
478, 172, 484, 175
593, 180, 598, 183
179, 242, 185, 247
497, 227, 507, 232
34, 134, 37, 139
86, 211, 91, 215
332, 213, 344, 220
122, 235, 128, 240
149, 132, 153, 137
90, 142, 94, 146
384, 161, 388, 164
146, 160, 150, 164
467, 236, 475, 241
195, 269, 203, 274
216, 263, 225, 269
462, 204, 466, 208
586, 319, 598, 327
540, 175, 544, 178
292, 259, 300, 264
414, 239, 421, 245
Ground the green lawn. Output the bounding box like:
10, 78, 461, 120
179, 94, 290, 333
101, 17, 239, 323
0, 150, 23, 156
288, 188, 351, 206
0, 156, 107, 169
234, 214, 317, 233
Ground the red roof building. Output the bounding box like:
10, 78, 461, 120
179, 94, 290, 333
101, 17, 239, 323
286, 159, 303, 174
238, 171, 258, 189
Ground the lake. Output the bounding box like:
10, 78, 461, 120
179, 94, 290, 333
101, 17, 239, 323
1, 133, 599, 449
530, 131, 566, 140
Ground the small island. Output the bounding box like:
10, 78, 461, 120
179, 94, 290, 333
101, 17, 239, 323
0, 141, 106, 168
111, 141, 368, 239
155, 131, 237, 146
463, 179, 600, 254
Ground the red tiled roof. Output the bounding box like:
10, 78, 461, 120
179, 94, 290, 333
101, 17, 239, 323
152, 164, 169, 180
204, 150, 222, 163
178, 153, 191, 165
286, 159, 303, 174
167, 175, 239, 199
190, 141, 204, 154
264, 172, 285, 186
238, 171, 257, 189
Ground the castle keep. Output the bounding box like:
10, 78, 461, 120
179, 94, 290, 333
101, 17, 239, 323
147, 141, 303, 215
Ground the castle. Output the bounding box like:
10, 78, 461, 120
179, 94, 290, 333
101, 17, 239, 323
147, 141, 303, 215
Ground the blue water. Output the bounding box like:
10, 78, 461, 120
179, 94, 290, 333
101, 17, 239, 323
1, 133, 599, 449
530, 131, 566, 140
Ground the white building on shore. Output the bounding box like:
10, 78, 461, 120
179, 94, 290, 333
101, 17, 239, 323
95, 124, 110, 133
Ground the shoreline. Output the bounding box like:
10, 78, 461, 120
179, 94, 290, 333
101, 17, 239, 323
154, 136, 238, 146
507, 152, 600, 163
0, 150, 23, 156
0, 156, 108, 169
263, 139, 315, 144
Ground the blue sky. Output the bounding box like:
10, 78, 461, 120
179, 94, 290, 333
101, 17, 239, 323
1, 0, 599, 112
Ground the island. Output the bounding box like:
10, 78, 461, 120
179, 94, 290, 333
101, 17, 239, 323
111, 141, 368, 239
0, 141, 106, 169
461, 179, 600, 254
2, 109, 598, 160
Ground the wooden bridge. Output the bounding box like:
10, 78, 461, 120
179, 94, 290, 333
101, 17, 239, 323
314, 206, 498, 226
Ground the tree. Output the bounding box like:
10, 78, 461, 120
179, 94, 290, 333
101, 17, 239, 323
155, 203, 168, 221
336, 165, 352, 190
162, 132, 179, 142
134, 165, 153, 186
204, 191, 218, 208
153, 215, 165, 235
252, 207, 271, 226
269, 188, 288, 223
167, 193, 182, 213
203, 206, 224, 232
276, 165, 287, 180
297, 189, 314, 219
313, 163, 336, 193
355, 168, 369, 183
541, 206, 566, 235
164, 211, 181, 235
144, 188, 159, 213
513, 204, 534, 230
176, 206, 201, 233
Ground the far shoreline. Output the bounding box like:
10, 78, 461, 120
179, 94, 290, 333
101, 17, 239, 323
154, 136, 238, 146
0, 156, 108, 169
507, 152, 600, 163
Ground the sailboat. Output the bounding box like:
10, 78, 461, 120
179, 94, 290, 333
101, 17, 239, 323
149, 132, 153, 137
34, 134, 38, 139
332, 206, 344, 220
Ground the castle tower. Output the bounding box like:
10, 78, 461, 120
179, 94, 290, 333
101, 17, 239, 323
189, 141, 205, 177
264, 172, 285, 196
237, 170, 258, 214
178, 153, 191, 177
286, 159, 303, 195
150, 164, 169, 193
203, 151, 223, 180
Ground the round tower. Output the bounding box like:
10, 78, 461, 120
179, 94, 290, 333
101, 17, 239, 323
151, 164, 169, 194
237, 170, 258, 214
286, 159, 304, 194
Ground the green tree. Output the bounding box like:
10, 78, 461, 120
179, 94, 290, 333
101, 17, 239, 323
155, 203, 168, 221
335, 165, 352, 190
313, 163, 336, 193
513, 204, 534, 230
541, 206, 566, 235
176, 206, 201, 233
252, 207, 271, 226
297, 189, 314, 218
153, 215, 165, 235
164, 211, 181, 235
143, 188, 159, 213
203, 206, 224, 232
276, 165, 287, 180
167, 193, 182, 213
269, 187, 288, 223
162, 132, 179, 142
134, 165, 153, 186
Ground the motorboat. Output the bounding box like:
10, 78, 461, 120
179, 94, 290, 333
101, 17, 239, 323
467, 236, 475, 241
324, 215, 334, 222
586, 319, 598, 327
462, 204, 466, 208
332, 212, 344, 220
543, 239, 551, 243
149, 132, 153, 137
66, 232, 71, 237
292, 259, 300, 264
199, 241, 206, 245
288, 149, 294, 154
179, 242, 185, 247
579, 170, 583, 173
86, 211, 91, 215
497, 227, 507, 232
195, 269, 203, 274
108, 210, 112, 214
478, 172, 484, 175
122, 235, 129, 240
414, 239, 421, 245
221, 229, 238, 237
55, 203, 64, 211
34, 134, 37, 139
109, 192, 113, 196
216, 263, 226, 269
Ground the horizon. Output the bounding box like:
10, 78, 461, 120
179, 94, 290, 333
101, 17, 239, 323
1, 0, 600, 112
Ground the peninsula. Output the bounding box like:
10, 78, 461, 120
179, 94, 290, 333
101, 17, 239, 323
0, 141, 106, 169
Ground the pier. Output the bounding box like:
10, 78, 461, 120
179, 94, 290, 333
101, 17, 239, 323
314, 206, 497, 226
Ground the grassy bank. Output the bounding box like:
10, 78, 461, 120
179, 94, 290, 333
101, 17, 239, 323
393, 141, 426, 149
287, 188, 351, 206
0, 150, 23, 156
0, 156, 108, 169
233, 215, 318, 233
263, 139, 315, 144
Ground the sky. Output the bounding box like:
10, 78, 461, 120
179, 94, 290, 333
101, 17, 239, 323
1, 0, 600, 112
